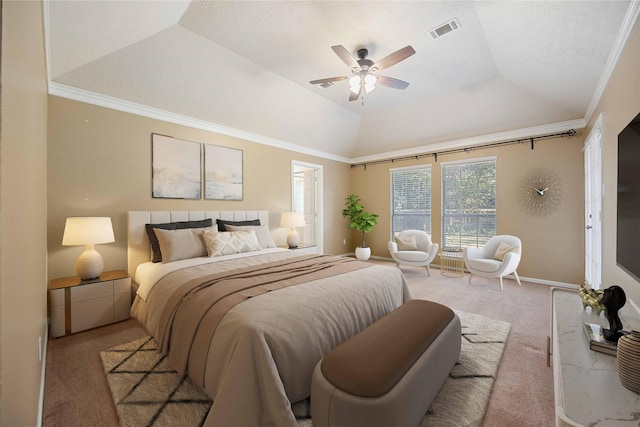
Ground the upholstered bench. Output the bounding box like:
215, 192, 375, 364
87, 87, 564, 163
311, 299, 461, 427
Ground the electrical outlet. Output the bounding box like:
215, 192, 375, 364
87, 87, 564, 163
343, 239, 347, 245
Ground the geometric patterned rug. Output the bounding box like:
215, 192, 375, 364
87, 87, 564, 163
100, 336, 211, 427
101, 310, 510, 427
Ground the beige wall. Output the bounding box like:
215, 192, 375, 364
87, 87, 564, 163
0, 1, 49, 424
587, 21, 640, 304
47, 96, 352, 280
350, 133, 586, 285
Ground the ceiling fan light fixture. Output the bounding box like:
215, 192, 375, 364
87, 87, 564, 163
364, 74, 377, 93
349, 74, 361, 94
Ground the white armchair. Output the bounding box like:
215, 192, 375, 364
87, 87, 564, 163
388, 230, 439, 275
463, 235, 522, 291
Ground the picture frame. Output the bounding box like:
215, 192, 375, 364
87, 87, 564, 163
204, 143, 243, 200
151, 134, 201, 199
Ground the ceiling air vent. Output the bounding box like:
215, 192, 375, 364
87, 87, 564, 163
320, 82, 333, 88
429, 18, 461, 39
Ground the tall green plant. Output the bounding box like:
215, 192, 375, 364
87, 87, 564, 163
342, 194, 378, 248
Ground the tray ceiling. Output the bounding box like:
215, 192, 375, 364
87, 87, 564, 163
47, 1, 634, 160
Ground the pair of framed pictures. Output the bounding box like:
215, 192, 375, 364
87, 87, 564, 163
151, 133, 243, 200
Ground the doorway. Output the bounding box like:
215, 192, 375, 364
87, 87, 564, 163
292, 161, 323, 253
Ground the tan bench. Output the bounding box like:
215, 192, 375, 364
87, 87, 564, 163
311, 299, 461, 427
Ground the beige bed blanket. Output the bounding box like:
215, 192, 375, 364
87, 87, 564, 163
131, 250, 410, 427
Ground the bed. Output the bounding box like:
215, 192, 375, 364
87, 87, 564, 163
127, 210, 411, 427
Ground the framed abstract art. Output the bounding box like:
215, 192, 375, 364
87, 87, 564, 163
151, 134, 201, 199
204, 143, 243, 200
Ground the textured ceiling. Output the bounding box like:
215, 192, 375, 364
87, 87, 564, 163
47, 1, 633, 160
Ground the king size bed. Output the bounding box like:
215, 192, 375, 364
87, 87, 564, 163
127, 210, 411, 427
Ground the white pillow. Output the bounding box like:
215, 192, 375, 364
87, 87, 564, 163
395, 235, 418, 251
494, 242, 519, 261
154, 226, 213, 263
225, 224, 276, 249
202, 230, 261, 257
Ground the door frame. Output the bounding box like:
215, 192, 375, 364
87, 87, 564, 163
584, 114, 603, 289
291, 160, 323, 253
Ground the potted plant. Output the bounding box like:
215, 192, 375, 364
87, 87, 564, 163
342, 194, 378, 261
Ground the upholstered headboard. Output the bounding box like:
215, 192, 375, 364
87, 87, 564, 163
127, 210, 269, 277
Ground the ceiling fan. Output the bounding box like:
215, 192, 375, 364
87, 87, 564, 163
310, 45, 416, 101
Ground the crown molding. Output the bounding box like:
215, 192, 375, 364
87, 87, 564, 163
49, 82, 588, 166
349, 118, 586, 165
584, 0, 640, 124
48, 82, 352, 164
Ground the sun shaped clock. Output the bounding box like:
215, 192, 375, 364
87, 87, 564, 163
520, 168, 564, 216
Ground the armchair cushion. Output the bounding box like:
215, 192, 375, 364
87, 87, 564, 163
467, 258, 501, 273
394, 250, 432, 263
395, 235, 418, 251
493, 242, 519, 261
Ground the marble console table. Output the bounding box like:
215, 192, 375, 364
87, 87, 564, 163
551, 288, 640, 426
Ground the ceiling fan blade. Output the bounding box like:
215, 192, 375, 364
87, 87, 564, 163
309, 76, 348, 85
371, 46, 416, 72
376, 75, 410, 90
331, 45, 359, 69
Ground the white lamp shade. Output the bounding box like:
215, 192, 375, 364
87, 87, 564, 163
280, 212, 305, 228
62, 217, 115, 246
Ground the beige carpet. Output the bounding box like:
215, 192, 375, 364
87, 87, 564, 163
101, 310, 509, 427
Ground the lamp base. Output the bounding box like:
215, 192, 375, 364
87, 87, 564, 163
286, 229, 301, 249
76, 245, 104, 280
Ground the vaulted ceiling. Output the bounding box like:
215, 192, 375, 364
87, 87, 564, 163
47, 1, 635, 161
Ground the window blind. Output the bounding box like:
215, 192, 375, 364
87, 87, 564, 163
390, 166, 432, 237
442, 159, 496, 248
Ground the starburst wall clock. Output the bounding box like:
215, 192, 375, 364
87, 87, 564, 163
520, 168, 564, 215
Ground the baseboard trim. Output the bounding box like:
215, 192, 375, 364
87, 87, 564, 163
37, 326, 49, 427
370, 255, 579, 289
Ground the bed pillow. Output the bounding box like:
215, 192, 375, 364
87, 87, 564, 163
202, 229, 261, 257
225, 224, 276, 249
216, 218, 261, 232
146, 219, 213, 262
154, 226, 213, 263
395, 235, 418, 251
493, 242, 519, 261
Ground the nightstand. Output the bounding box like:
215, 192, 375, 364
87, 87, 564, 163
279, 243, 318, 255
49, 270, 131, 338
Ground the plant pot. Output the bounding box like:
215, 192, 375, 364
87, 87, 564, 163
355, 247, 371, 261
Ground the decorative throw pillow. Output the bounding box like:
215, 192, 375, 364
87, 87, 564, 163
225, 224, 276, 249
395, 235, 418, 251
154, 226, 213, 263
216, 218, 261, 232
202, 230, 261, 257
145, 219, 213, 262
494, 242, 519, 261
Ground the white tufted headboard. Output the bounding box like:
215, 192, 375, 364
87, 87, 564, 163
127, 210, 269, 277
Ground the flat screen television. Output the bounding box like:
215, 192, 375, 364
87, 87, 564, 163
617, 111, 640, 281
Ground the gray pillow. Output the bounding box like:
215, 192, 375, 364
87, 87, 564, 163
216, 218, 261, 232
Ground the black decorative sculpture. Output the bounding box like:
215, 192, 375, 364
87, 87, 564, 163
600, 285, 627, 342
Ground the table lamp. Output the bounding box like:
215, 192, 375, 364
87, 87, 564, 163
62, 217, 115, 280
280, 212, 305, 248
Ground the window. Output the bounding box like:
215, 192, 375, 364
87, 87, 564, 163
390, 165, 432, 237
442, 157, 496, 248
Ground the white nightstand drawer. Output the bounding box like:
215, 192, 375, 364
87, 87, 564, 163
50, 288, 65, 307
114, 277, 131, 295
70, 281, 113, 303
71, 295, 113, 333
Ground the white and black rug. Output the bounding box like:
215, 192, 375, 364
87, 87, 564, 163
101, 310, 510, 427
